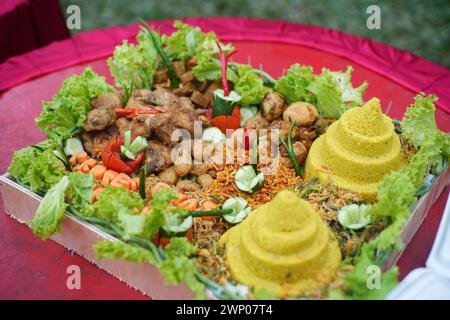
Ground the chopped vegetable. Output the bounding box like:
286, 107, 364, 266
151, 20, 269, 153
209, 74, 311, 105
222, 197, 251, 224
338, 204, 371, 230
235, 165, 264, 193
63, 138, 84, 156
202, 126, 225, 144
120, 130, 148, 160
211, 105, 241, 133
239, 106, 258, 126
36, 67, 113, 140
212, 89, 241, 117
30, 176, 70, 240
102, 135, 145, 173
162, 215, 193, 234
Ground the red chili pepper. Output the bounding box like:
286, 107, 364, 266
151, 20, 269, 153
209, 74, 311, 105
101, 135, 144, 174
115, 108, 163, 119
217, 42, 237, 97
211, 106, 241, 133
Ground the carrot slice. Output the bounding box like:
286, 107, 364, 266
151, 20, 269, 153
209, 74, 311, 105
92, 187, 103, 202
101, 170, 119, 187
150, 182, 171, 197
90, 165, 107, 180
178, 199, 199, 211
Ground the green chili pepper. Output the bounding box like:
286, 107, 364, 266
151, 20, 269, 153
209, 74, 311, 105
139, 165, 146, 199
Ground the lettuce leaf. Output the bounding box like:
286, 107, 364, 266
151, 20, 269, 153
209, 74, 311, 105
8, 146, 66, 192
94, 240, 157, 264
401, 93, 439, 147
332, 244, 399, 300
191, 50, 222, 81
308, 67, 367, 119
68, 172, 94, 211
30, 176, 70, 240
82, 185, 144, 222
163, 20, 233, 62
108, 27, 158, 91
35, 67, 113, 140
159, 237, 206, 299
274, 64, 316, 103
234, 64, 271, 106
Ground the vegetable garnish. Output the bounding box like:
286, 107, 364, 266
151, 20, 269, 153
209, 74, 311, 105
211, 105, 241, 133
30, 176, 70, 240
120, 130, 148, 160
212, 89, 241, 117
63, 138, 84, 156
102, 135, 145, 173
217, 42, 237, 97
222, 197, 251, 224
138, 165, 146, 199
139, 18, 179, 88
278, 121, 302, 177
202, 126, 225, 144
337, 204, 371, 230
115, 108, 163, 119
235, 165, 264, 194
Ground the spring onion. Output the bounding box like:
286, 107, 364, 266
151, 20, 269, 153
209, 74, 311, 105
278, 121, 302, 177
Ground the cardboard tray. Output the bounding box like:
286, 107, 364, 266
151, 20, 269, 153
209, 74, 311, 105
0, 166, 449, 299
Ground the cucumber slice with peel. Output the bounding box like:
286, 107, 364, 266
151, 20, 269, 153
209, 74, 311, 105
63, 138, 84, 156
222, 197, 251, 224
235, 165, 264, 193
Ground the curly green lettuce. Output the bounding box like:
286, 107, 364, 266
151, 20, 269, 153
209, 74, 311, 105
308, 67, 367, 119
401, 93, 439, 147
8, 146, 66, 192
94, 240, 158, 264
163, 20, 233, 62
35, 67, 113, 140
159, 237, 206, 299
30, 176, 70, 240
108, 27, 158, 91
68, 172, 94, 211
234, 64, 271, 106
274, 64, 316, 103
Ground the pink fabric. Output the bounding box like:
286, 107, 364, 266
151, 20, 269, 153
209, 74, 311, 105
0, 17, 449, 113
0, 0, 69, 63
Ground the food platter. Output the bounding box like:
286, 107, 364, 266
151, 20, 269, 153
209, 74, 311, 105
2, 19, 449, 300
1, 165, 448, 298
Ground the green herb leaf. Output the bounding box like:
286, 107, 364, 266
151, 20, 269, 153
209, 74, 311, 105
94, 240, 158, 264
30, 176, 70, 240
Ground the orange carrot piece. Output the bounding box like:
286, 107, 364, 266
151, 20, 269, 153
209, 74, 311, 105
90, 165, 107, 180
77, 151, 89, 163
178, 198, 199, 211
130, 179, 138, 192
150, 182, 170, 197
92, 187, 103, 202
171, 192, 188, 206
101, 170, 118, 187
201, 200, 218, 211
78, 158, 97, 170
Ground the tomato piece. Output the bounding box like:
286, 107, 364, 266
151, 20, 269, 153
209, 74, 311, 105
101, 136, 144, 174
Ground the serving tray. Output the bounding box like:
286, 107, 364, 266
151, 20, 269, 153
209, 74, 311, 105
0, 166, 449, 299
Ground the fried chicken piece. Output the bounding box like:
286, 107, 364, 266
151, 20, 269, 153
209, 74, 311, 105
269, 120, 300, 141
262, 92, 287, 122
84, 92, 122, 132
145, 140, 173, 174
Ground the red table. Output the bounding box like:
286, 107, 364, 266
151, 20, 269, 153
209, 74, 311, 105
0, 18, 449, 299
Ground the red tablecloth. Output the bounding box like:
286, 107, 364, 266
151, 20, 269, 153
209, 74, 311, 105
0, 18, 449, 299
0, 0, 69, 63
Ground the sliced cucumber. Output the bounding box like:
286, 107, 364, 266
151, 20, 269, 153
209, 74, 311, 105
63, 138, 84, 156
235, 165, 264, 193
213, 89, 241, 117
222, 196, 251, 224
120, 145, 136, 160
162, 215, 193, 234
240, 106, 258, 126
202, 127, 225, 144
